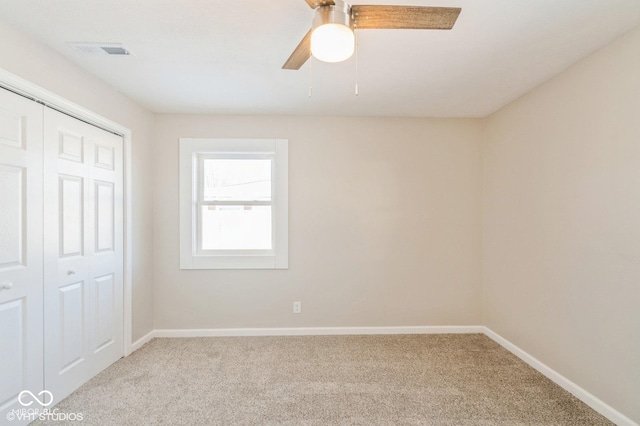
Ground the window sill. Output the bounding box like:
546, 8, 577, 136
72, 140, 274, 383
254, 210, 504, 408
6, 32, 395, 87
179, 254, 288, 270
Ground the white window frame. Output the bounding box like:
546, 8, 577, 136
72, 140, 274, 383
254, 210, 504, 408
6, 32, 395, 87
179, 138, 288, 269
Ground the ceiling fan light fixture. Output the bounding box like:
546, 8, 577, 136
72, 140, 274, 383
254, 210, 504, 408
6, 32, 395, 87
310, 1, 355, 63
311, 23, 354, 62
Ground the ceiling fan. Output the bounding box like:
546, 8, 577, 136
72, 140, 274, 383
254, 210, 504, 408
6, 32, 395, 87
282, 0, 461, 70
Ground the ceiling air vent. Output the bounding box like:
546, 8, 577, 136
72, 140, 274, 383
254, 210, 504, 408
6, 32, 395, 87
68, 43, 133, 56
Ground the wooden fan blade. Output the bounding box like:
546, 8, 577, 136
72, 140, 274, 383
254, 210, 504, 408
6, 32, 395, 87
352, 5, 461, 30
304, 0, 334, 8
282, 30, 312, 70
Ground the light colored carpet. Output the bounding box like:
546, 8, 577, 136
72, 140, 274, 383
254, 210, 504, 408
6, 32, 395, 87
35, 334, 611, 425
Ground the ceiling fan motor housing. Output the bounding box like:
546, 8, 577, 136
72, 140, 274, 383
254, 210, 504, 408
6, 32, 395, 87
312, 0, 353, 30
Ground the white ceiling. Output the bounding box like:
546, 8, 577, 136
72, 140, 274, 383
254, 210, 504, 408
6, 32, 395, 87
1, 0, 639, 117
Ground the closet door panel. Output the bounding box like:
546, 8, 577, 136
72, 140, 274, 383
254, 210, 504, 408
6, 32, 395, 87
0, 89, 44, 424
44, 108, 123, 405
0, 164, 23, 266
59, 174, 85, 257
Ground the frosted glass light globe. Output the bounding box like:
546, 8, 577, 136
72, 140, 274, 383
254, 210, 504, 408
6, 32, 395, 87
311, 23, 355, 63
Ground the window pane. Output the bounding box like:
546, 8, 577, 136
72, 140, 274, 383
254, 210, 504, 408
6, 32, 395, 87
203, 159, 271, 201
201, 205, 272, 250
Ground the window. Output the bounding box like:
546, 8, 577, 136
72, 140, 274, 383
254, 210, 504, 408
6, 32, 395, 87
179, 139, 288, 269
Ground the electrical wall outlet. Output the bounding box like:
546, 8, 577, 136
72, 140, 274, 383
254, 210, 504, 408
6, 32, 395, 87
293, 301, 301, 314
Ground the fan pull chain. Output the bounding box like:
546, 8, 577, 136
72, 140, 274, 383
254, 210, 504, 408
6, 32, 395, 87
355, 31, 359, 96
309, 58, 313, 98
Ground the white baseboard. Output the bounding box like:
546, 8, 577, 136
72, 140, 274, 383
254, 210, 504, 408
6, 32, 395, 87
153, 325, 484, 338
484, 327, 637, 426
129, 330, 155, 353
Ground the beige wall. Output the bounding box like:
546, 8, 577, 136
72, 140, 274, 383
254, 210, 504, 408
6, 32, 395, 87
0, 18, 155, 341
153, 115, 483, 329
484, 26, 640, 423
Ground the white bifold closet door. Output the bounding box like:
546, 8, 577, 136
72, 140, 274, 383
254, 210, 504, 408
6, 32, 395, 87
43, 108, 124, 405
0, 89, 44, 422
